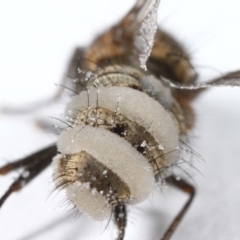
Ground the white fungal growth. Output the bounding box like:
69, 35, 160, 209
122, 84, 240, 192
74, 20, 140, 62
140, 140, 147, 147
77, 67, 82, 74
67, 181, 111, 220
57, 125, 155, 204
158, 144, 164, 150
66, 87, 179, 165
85, 71, 94, 81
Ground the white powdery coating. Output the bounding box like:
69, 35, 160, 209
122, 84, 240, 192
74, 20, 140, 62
57, 125, 154, 204
52, 155, 112, 220
139, 75, 173, 109
67, 181, 111, 220
52, 154, 112, 221
66, 87, 179, 164
134, 1, 159, 70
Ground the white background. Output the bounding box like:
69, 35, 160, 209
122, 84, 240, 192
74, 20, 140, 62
0, 0, 240, 240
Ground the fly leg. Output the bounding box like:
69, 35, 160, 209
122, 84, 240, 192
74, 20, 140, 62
160, 175, 195, 240
113, 203, 127, 240
0, 144, 57, 208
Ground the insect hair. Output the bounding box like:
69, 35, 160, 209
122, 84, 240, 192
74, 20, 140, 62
0, 1, 240, 240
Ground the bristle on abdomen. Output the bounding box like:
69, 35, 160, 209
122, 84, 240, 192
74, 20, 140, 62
53, 65, 181, 220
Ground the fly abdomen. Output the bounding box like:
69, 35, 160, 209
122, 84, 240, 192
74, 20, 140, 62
53, 64, 180, 220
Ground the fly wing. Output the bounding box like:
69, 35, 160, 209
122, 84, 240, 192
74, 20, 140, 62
84, 0, 160, 70
131, 0, 160, 70
83, 0, 196, 84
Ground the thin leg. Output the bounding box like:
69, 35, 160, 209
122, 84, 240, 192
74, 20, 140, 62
0, 145, 57, 208
160, 175, 195, 240
113, 203, 127, 240
0, 144, 56, 175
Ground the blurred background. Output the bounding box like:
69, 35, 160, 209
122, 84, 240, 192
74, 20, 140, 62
0, 0, 240, 239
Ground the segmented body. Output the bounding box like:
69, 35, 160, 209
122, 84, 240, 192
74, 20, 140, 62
51, 0, 200, 222
53, 30, 193, 219
1, 1, 240, 240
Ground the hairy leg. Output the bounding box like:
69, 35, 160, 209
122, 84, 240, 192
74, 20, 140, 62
0, 145, 57, 208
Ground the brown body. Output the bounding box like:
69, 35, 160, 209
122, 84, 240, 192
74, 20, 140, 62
1, 1, 239, 240
77, 2, 197, 134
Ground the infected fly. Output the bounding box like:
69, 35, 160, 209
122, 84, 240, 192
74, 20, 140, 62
0, 1, 240, 240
